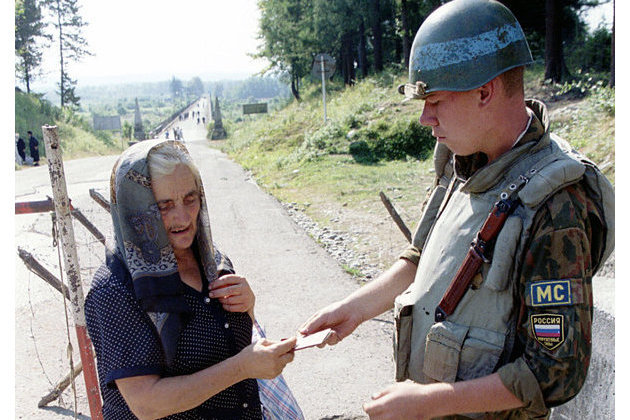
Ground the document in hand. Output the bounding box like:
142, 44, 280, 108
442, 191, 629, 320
294, 328, 333, 351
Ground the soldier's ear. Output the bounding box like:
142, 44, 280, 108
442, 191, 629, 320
477, 80, 496, 107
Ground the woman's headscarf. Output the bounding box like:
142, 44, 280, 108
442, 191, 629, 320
109, 139, 219, 365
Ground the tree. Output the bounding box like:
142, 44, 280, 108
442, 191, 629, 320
610, 0, 614, 86
187, 77, 205, 98
312, 0, 362, 85
370, 0, 383, 72
122, 120, 133, 139
544, 0, 567, 82
397, 0, 441, 68
256, 0, 314, 100
15, 0, 50, 93
60, 71, 80, 109
44, 0, 91, 108
170, 76, 184, 100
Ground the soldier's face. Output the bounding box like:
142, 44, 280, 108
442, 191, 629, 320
420, 90, 485, 157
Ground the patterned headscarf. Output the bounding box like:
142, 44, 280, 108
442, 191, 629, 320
109, 139, 218, 365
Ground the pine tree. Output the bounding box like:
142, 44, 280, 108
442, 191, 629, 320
43, 0, 91, 108
15, 0, 50, 93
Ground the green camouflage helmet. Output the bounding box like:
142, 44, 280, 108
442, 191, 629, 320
399, 0, 533, 100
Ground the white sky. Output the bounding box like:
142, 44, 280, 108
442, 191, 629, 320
30, 0, 268, 89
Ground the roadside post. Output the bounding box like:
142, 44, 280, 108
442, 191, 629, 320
312, 53, 335, 123
41, 125, 103, 420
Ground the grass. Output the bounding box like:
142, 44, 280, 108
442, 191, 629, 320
219, 66, 615, 271
221, 70, 436, 223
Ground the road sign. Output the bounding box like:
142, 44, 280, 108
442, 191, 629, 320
312, 53, 336, 79
243, 103, 268, 115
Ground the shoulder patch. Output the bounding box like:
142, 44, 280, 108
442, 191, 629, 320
531, 314, 565, 350
530, 280, 572, 306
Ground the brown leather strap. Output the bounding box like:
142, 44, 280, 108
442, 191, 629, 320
435, 197, 519, 322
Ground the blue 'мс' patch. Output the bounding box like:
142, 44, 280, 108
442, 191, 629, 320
531, 280, 572, 306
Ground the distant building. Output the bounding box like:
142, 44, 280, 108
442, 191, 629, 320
93, 115, 122, 131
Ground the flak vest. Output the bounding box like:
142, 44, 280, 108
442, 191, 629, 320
393, 106, 614, 400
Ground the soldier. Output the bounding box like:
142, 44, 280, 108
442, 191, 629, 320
300, 0, 614, 419
27, 130, 40, 166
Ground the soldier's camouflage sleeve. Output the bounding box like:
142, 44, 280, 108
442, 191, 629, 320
497, 182, 605, 416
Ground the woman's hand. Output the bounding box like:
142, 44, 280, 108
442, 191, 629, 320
209, 274, 255, 319
237, 337, 297, 380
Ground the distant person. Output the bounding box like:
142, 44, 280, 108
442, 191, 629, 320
165, 130, 170, 139
84, 140, 302, 419
197, 117, 200, 124
27, 131, 40, 166
16, 133, 26, 162
202, 117, 206, 124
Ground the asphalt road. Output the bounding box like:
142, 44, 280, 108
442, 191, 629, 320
14, 99, 394, 419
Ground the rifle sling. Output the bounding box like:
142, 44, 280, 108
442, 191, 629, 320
435, 197, 520, 322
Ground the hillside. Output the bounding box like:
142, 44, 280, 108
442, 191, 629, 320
15, 89, 122, 165
220, 66, 615, 277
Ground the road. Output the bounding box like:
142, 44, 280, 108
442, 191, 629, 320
14, 98, 394, 419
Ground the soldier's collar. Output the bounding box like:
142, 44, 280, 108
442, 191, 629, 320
454, 101, 548, 189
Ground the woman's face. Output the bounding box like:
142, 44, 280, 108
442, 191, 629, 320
151, 164, 200, 252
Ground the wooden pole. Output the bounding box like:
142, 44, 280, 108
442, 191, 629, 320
379, 191, 412, 243
41, 125, 103, 420
15, 197, 107, 246
38, 362, 83, 408
89, 188, 111, 212
18, 247, 71, 300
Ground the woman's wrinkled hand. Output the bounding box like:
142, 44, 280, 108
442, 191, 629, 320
237, 337, 297, 380
209, 274, 255, 318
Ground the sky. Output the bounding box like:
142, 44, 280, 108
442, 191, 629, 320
28, 0, 268, 90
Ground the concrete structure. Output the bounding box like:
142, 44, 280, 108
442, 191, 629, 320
550, 275, 615, 419
133, 97, 145, 140
210, 96, 226, 140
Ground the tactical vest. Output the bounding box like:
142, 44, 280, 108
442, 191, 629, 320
393, 107, 614, 407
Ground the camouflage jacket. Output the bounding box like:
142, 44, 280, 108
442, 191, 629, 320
398, 99, 613, 419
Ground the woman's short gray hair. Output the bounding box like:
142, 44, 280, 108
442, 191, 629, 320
147, 142, 199, 182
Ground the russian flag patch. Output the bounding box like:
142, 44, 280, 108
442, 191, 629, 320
531, 314, 565, 350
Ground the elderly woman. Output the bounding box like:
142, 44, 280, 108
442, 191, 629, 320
85, 140, 297, 419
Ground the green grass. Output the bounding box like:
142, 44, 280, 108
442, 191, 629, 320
15, 90, 124, 164
221, 72, 437, 225
221, 66, 615, 232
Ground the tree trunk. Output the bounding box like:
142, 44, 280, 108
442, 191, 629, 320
25, 65, 31, 94
291, 70, 300, 101
359, 20, 369, 78
371, 0, 383, 72
610, 0, 615, 87
342, 33, 356, 86
544, 0, 565, 82
56, 0, 65, 107
401, 0, 411, 68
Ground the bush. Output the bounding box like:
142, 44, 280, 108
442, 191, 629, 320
349, 140, 377, 163
353, 119, 435, 162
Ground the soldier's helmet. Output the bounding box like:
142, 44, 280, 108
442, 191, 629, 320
399, 0, 533, 100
